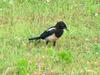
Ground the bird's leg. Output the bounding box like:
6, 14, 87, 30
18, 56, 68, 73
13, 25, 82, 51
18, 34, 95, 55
46, 41, 49, 45
53, 41, 56, 46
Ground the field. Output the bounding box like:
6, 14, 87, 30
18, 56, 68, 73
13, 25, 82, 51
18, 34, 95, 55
0, 0, 100, 75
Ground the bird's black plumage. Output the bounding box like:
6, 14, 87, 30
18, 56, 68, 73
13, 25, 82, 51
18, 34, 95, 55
29, 21, 68, 46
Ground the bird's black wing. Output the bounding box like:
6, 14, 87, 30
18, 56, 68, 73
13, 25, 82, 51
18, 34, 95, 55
40, 27, 56, 39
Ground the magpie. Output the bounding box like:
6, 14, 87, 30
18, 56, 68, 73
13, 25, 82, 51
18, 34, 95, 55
29, 21, 68, 46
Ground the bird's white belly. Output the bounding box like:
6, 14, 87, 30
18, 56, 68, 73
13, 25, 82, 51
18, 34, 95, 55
45, 34, 58, 41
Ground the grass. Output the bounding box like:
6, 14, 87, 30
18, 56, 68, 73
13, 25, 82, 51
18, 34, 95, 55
0, 0, 100, 75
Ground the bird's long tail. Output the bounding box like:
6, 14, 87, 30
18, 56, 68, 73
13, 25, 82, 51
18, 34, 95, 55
29, 36, 41, 41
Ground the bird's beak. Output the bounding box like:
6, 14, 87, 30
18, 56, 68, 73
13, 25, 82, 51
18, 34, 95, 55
66, 28, 69, 31
65, 27, 69, 31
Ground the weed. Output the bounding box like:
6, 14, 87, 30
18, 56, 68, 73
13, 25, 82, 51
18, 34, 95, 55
58, 50, 73, 64
17, 59, 28, 75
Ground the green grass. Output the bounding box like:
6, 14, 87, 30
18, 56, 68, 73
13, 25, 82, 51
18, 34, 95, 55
0, 0, 100, 75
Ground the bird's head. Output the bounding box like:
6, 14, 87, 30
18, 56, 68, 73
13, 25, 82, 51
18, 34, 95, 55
55, 21, 69, 30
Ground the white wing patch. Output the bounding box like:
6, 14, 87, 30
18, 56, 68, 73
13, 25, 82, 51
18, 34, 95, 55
48, 28, 56, 31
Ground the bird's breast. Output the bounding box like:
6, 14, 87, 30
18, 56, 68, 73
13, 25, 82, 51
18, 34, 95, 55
55, 29, 64, 38
45, 34, 58, 41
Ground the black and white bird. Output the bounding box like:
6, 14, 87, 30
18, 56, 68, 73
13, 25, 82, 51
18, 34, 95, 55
29, 21, 69, 46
